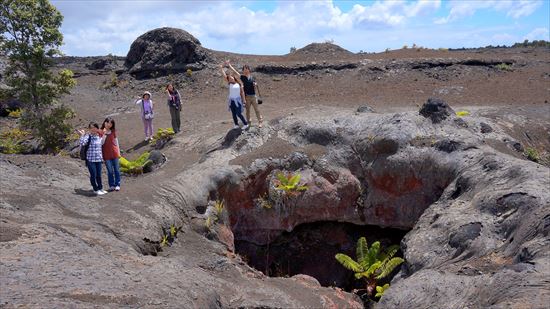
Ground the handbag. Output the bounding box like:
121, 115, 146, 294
144, 112, 154, 120
79, 135, 91, 160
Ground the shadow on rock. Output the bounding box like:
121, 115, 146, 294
74, 188, 97, 197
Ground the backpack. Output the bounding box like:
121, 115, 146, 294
79, 135, 91, 160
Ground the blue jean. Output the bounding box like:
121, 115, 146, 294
86, 161, 103, 191
105, 158, 121, 188
230, 100, 247, 126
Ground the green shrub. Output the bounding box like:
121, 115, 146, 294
0, 128, 31, 154
120, 152, 152, 174
495, 63, 512, 71
274, 172, 308, 196
7, 108, 22, 118
150, 127, 175, 145
186, 68, 193, 77
456, 110, 470, 117
525, 147, 540, 162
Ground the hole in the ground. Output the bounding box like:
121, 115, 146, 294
235, 221, 408, 291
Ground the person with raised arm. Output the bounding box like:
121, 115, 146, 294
227, 61, 264, 127
220, 63, 249, 130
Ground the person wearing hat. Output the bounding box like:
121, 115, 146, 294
135, 91, 154, 141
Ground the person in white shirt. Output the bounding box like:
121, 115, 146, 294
220, 63, 249, 130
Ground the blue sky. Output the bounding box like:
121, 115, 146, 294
51, 0, 549, 56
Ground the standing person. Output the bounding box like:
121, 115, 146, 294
227, 61, 263, 127
101, 117, 121, 192
220, 63, 249, 130
166, 84, 182, 133
78, 122, 106, 196
135, 91, 154, 141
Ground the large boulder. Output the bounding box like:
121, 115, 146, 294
419, 97, 455, 123
125, 27, 210, 79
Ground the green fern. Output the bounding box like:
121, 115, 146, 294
274, 171, 308, 196
160, 234, 169, 247
335, 253, 363, 273
335, 237, 404, 300
376, 257, 404, 280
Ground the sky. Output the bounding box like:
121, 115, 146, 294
51, 0, 550, 56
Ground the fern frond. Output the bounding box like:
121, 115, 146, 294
367, 241, 381, 266
289, 174, 301, 186
335, 253, 363, 273
375, 257, 404, 280
356, 237, 368, 266
384, 245, 400, 260
365, 261, 382, 277
276, 172, 287, 184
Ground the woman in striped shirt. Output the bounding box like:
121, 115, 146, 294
78, 122, 106, 196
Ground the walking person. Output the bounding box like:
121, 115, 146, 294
135, 91, 154, 141
101, 117, 121, 192
166, 84, 182, 133
220, 63, 249, 130
227, 61, 263, 127
78, 122, 106, 196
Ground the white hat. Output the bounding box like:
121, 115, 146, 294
142, 91, 152, 98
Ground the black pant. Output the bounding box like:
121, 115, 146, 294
230, 100, 247, 126
169, 106, 181, 132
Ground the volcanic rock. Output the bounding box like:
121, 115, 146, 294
419, 97, 455, 123
125, 27, 210, 79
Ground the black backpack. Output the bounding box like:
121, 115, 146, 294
79, 135, 91, 160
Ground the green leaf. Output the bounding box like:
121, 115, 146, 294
288, 174, 301, 186
276, 172, 287, 184
357, 237, 368, 266
376, 257, 404, 280
367, 241, 381, 267
335, 253, 363, 273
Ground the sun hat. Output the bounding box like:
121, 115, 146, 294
142, 91, 152, 98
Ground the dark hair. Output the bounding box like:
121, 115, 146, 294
88, 122, 99, 129
242, 65, 251, 71
101, 117, 115, 130
166, 83, 177, 94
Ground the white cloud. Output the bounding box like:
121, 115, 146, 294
524, 27, 550, 40
51, 0, 545, 56
435, 0, 542, 24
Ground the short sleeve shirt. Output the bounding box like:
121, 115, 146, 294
240, 75, 255, 96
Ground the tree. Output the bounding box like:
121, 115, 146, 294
0, 0, 76, 152
335, 237, 404, 299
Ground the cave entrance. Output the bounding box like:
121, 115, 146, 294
235, 221, 409, 291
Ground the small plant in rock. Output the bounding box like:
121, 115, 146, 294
456, 110, 470, 117
525, 147, 540, 162
150, 128, 175, 145
170, 223, 182, 238
7, 108, 22, 118
274, 172, 308, 197
495, 63, 512, 71
335, 237, 403, 300
375, 283, 390, 298
160, 233, 169, 247
214, 199, 224, 217
120, 152, 153, 175
0, 127, 31, 154
186, 68, 193, 77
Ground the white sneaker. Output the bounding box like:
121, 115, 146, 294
100, 189, 108, 194
109, 187, 115, 191
243, 124, 250, 130
95, 190, 106, 196
115, 186, 120, 191
233, 125, 240, 129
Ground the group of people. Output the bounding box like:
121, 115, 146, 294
78, 118, 121, 195
79, 62, 264, 195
